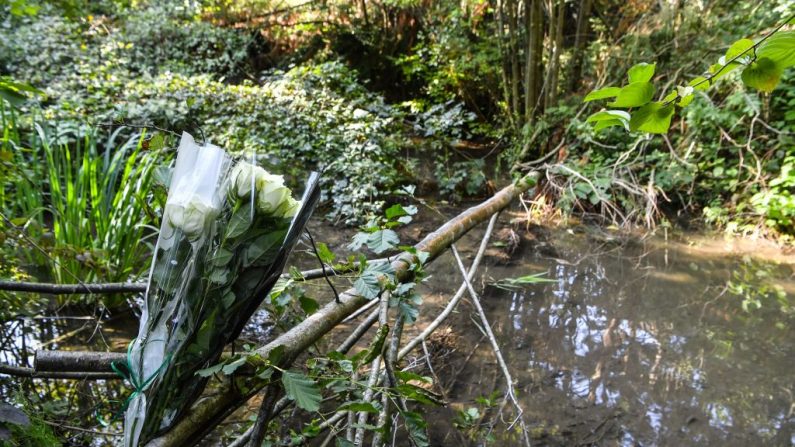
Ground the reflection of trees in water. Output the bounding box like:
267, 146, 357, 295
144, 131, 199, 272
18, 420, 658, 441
496, 234, 795, 445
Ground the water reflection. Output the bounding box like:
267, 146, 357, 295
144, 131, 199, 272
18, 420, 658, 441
485, 229, 795, 446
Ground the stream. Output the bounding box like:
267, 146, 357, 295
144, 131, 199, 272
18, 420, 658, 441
415, 224, 795, 446
1, 222, 794, 446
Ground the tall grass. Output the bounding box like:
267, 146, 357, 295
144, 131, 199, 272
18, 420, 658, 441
1, 105, 166, 307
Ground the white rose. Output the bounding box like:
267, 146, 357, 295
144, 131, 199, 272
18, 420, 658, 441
275, 196, 301, 218
230, 162, 269, 199
257, 177, 290, 214
165, 200, 214, 238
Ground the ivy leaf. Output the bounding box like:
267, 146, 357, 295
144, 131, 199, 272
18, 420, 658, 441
741, 57, 784, 92
627, 62, 656, 83
757, 31, 795, 68
725, 38, 755, 61
629, 102, 675, 134
366, 229, 399, 254
608, 82, 654, 108
282, 370, 322, 412
583, 86, 621, 102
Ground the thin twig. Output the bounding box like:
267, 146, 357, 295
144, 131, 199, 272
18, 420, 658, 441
451, 245, 531, 447
305, 230, 341, 303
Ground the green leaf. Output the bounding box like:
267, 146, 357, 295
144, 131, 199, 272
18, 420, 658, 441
211, 248, 233, 266
583, 86, 621, 102
385, 204, 408, 219
336, 401, 379, 413
688, 76, 711, 91
593, 119, 625, 132
757, 31, 795, 68
585, 110, 630, 123
394, 370, 432, 384
196, 363, 224, 377
400, 410, 430, 447
629, 102, 675, 134
627, 63, 656, 83
209, 268, 230, 284
282, 370, 322, 412
354, 270, 381, 300
741, 57, 784, 92
299, 296, 319, 315
347, 232, 370, 251
361, 324, 389, 364
222, 290, 236, 308
226, 203, 253, 238
315, 242, 335, 264
245, 230, 286, 266
366, 229, 399, 254
607, 82, 654, 108
396, 384, 445, 406
268, 345, 286, 365
677, 86, 695, 107
725, 38, 755, 61
222, 356, 248, 375
709, 61, 740, 81
661, 91, 678, 103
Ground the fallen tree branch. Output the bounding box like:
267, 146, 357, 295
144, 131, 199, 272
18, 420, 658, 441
16, 173, 538, 446
0, 260, 387, 295
0, 362, 120, 380
35, 350, 126, 373
146, 172, 539, 447
398, 212, 498, 359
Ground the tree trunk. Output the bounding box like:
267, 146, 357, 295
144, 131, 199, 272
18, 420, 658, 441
545, 0, 565, 109
567, 0, 593, 91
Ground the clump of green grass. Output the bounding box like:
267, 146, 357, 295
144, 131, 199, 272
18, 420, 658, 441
1, 103, 167, 308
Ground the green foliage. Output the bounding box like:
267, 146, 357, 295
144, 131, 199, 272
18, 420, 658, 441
1, 106, 164, 306
584, 18, 795, 135
282, 370, 322, 412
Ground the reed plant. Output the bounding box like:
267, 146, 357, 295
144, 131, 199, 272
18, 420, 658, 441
1, 104, 166, 308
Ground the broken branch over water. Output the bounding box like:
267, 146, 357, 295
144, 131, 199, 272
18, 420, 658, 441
144, 172, 539, 447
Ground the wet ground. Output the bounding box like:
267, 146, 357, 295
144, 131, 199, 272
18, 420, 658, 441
2, 210, 794, 446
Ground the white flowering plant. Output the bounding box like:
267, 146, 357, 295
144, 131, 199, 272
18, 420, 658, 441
123, 133, 319, 446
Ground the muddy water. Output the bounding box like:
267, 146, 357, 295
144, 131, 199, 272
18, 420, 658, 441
2, 221, 794, 446
416, 225, 795, 446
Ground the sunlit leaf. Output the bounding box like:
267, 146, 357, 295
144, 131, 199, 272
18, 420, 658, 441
584, 86, 621, 102
757, 31, 795, 68
627, 62, 656, 83
629, 102, 675, 134
688, 76, 711, 91
725, 38, 755, 61
741, 57, 784, 92
607, 82, 654, 108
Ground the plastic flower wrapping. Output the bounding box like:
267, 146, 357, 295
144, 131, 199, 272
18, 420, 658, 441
123, 133, 319, 446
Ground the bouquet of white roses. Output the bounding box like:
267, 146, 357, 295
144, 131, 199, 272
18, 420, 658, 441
123, 133, 319, 446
